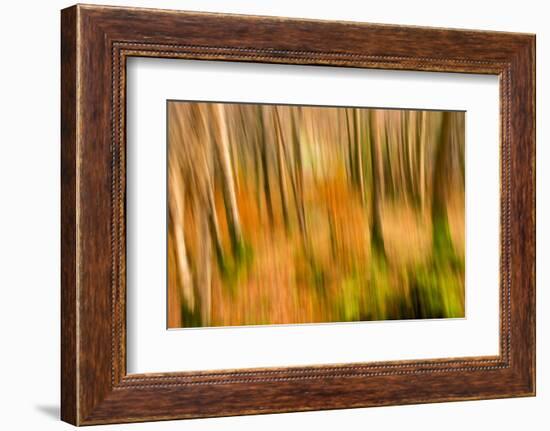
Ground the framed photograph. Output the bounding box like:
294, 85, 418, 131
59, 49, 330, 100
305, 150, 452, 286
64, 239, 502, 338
61, 4, 535, 425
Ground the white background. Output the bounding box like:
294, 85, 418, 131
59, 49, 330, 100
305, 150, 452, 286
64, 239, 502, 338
0, 0, 547, 430
127, 59, 500, 373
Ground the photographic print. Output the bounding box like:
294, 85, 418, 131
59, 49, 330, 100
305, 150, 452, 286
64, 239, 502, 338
167, 101, 465, 328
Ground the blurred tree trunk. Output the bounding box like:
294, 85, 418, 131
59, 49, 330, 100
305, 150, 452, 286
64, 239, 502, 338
258, 106, 274, 224
345, 109, 355, 184
167, 242, 182, 327
273, 107, 290, 230
368, 110, 386, 257
404, 111, 416, 204
419, 111, 427, 210
168, 158, 195, 312
197, 106, 216, 323
214, 103, 244, 254
196, 104, 224, 269
354, 109, 366, 205
431, 112, 454, 257
290, 108, 310, 253
198, 204, 212, 325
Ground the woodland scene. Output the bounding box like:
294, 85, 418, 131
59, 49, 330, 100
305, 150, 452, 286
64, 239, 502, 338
167, 102, 465, 328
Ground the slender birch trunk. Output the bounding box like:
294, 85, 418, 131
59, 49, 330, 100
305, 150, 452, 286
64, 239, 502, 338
198, 203, 212, 325
168, 158, 195, 311
214, 103, 244, 254
196, 104, 224, 268
290, 108, 310, 253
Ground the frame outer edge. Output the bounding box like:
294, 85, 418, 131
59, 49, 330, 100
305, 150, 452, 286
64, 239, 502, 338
532, 34, 536, 396
507, 34, 536, 396
524, 34, 536, 395
61, 4, 79, 426
526, 35, 536, 396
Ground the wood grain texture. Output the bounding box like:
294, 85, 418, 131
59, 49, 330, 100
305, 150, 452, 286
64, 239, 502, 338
60, 4, 535, 425
60, 5, 78, 425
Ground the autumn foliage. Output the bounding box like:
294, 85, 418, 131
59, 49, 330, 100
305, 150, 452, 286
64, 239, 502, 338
167, 102, 465, 328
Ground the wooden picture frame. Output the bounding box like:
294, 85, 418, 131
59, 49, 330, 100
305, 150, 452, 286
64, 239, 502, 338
61, 4, 535, 425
